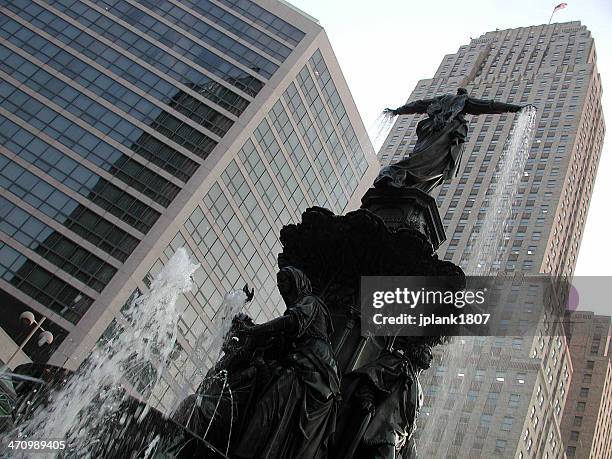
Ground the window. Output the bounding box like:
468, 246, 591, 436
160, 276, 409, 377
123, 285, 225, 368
495, 439, 507, 452
573, 416, 583, 427
509, 394, 520, 408
576, 402, 586, 412
570, 431, 579, 441
480, 414, 492, 427
501, 416, 513, 431
579, 387, 589, 398
567, 446, 576, 457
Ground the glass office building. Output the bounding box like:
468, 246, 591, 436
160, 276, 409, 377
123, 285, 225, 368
0, 0, 378, 411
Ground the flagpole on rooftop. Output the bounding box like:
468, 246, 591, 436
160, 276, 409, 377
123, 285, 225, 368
548, 3, 568, 24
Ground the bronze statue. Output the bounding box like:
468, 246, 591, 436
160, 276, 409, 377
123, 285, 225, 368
234, 266, 340, 459
375, 88, 525, 193
334, 338, 435, 459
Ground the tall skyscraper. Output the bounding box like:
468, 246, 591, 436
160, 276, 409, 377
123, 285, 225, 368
378, 22, 604, 458
562, 312, 612, 459
0, 0, 378, 411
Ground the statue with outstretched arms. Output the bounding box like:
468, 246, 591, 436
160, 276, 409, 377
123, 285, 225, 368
375, 88, 526, 193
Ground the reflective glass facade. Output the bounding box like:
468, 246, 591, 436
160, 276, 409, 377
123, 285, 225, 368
134, 47, 373, 412
1, 0, 376, 417
0, 0, 309, 364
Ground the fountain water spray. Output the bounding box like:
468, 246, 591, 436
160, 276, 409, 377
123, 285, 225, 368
191, 290, 248, 373
12, 248, 200, 457
369, 110, 397, 152
465, 106, 537, 275
173, 289, 247, 449
416, 106, 536, 456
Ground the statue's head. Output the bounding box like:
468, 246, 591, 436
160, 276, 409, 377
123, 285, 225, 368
410, 344, 433, 370
456, 87, 468, 96
277, 266, 312, 307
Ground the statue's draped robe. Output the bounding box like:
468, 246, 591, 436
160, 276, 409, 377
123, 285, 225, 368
344, 350, 422, 458
235, 268, 340, 459
375, 95, 522, 192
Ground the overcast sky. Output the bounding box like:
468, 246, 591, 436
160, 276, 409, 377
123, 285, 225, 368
289, 0, 612, 281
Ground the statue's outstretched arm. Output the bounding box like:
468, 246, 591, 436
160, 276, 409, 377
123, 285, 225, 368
245, 315, 297, 337
386, 99, 433, 116
464, 97, 523, 115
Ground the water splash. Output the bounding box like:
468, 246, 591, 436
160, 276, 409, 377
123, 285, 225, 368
197, 290, 247, 368
173, 289, 247, 401
369, 110, 396, 152
465, 106, 537, 275
415, 107, 537, 457
12, 248, 200, 457
174, 289, 246, 437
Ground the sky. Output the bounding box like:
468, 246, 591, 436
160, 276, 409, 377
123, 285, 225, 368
289, 0, 612, 279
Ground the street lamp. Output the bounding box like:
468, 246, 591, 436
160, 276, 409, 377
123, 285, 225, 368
2, 311, 54, 370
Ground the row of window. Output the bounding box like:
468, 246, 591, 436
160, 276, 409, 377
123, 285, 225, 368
283, 82, 346, 212
297, 66, 355, 195
0, 162, 137, 263
4, 38, 231, 149
0, 242, 94, 324
253, 118, 309, 221
0, 52, 202, 183
110, 0, 279, 77
0, 153, 159, 234
0, 195, 117, 292
59, 0, 266, 91
309, 50, 368, 177
7, 0, 263, 97
216, 0, 305, 47
269, 100, 328, 206
181, 0, 291, 61
0, 13, 249, 118
0, 86, 180, 208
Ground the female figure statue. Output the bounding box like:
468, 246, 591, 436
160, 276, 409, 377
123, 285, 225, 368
235, 266, 340, 459
335, 339, 434, 459
375, 88, 525, 193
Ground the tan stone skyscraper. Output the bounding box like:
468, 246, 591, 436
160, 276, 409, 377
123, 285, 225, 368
562, 312, 612, 459
0, 0, 378, 411
378, 22, 605, 458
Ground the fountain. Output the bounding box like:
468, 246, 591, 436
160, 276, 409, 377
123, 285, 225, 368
7, 248, 230, 457
5, 90, 532, 458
